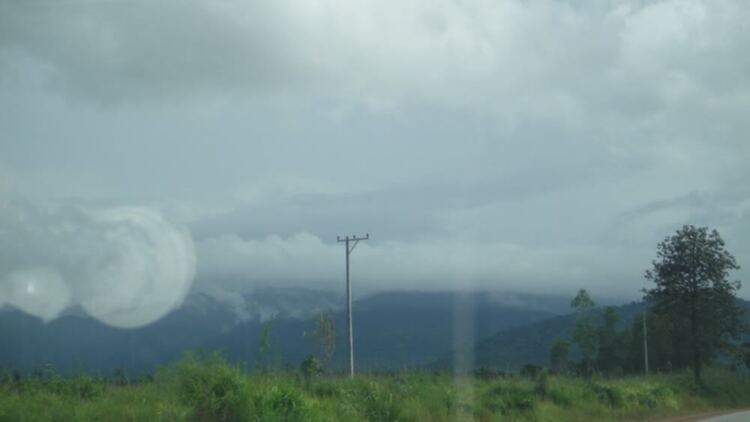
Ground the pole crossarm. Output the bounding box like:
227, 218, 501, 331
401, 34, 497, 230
338, 234, 369, 252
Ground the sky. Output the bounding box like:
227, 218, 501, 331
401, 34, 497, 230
1, 0, 749, 327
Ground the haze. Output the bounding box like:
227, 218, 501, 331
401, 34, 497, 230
1, 0, 749, 327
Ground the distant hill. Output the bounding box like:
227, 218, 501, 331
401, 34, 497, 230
0, 292, 237, 375
0, 288, 569, 374
209, 290, 571, 370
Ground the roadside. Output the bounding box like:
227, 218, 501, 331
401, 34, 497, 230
659, 409, 750, 422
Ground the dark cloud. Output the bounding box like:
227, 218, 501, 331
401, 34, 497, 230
0, 0, 304, 103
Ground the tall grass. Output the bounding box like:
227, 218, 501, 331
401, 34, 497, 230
1, 355, 748, 421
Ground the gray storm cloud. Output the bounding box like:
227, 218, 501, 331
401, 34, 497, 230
0, 0, 748, 302
0, 201, 196, 328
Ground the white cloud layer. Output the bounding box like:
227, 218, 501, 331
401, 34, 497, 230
193, 223, 747, 300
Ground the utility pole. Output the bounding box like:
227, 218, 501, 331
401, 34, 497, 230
337, 233, 369, 378
643, 305, 649, 376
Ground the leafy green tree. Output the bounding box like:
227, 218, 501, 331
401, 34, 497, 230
549, 337, 570, 372
645, 225, 744, 383
625, 310, 690, 374
623, 312, 658, 373
571, 289, 598, 376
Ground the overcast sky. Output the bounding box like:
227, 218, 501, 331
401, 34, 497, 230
1, 0, 749, 326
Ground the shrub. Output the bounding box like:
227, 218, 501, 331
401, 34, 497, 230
300, 355, 322, 380
534, 369, 549, 400
308, 379, 341, 398
484, 384, 535, 416
546, 385, 574, 407
587, 383, 623, 408
474, 367, 507, 380
166, 352, 251, 422
112, 368, 130, 386
267, 384, 309, 421
520, 364, 542, 379
353, 380, 405, 421
45, 373, 106, 399
71, 374, 106, 400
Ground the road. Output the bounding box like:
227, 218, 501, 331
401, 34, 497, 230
700, 410, 750, 421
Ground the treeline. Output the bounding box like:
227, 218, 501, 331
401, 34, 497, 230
547, 225, 749, 380
546, 290, 727, 377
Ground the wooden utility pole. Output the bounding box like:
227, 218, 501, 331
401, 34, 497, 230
643, 306, 649, 375
337, 233, 368, 378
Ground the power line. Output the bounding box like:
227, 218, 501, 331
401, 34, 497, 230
337, 233, 368, 378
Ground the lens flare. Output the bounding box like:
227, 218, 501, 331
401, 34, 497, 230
0, 202, 196, 328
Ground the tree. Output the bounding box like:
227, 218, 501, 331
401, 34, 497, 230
645, 225, 744, 383
305, 311, 336, 373
596, 306, 623, 374
625, 311, 681, 374
549, 337, 570, 372
571, 289, 598, 376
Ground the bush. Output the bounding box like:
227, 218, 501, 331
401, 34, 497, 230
520, 364, 542, 379
165, 352, 251, 422
587, 383, 623, 408
112, 368, 130, 386
546, 385, 574, 407
534, 369, 549, 400
484, 384, 535, 416
46, 373, 106, 399
300, 355, 322, 380
267, 384, 310, 421
352, 380, 405, 421
71, 374, 106, 400
308, 379, 341, 398
474, 367, 507, 380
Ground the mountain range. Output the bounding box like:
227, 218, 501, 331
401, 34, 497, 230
0, 287, 573, 374
9, 287, 744, 375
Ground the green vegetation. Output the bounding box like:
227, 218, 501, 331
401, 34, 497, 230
2, 225, 746, 421
2, 352, 750, 421
300, 355, 323, 379
553, 289, 637, 377
645, 225, 745, 383
304, 311, 336, 373
545, 226, 747, 379
571, 289, 598, 376
254, 320, 274, 374
549, 337, 570, 373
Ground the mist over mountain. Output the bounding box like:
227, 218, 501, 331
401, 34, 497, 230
0, 287, 574, 374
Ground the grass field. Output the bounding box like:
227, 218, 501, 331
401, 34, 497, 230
1, 353, 749, 421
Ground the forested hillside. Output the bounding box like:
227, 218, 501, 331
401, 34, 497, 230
0, 289, 567, 374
